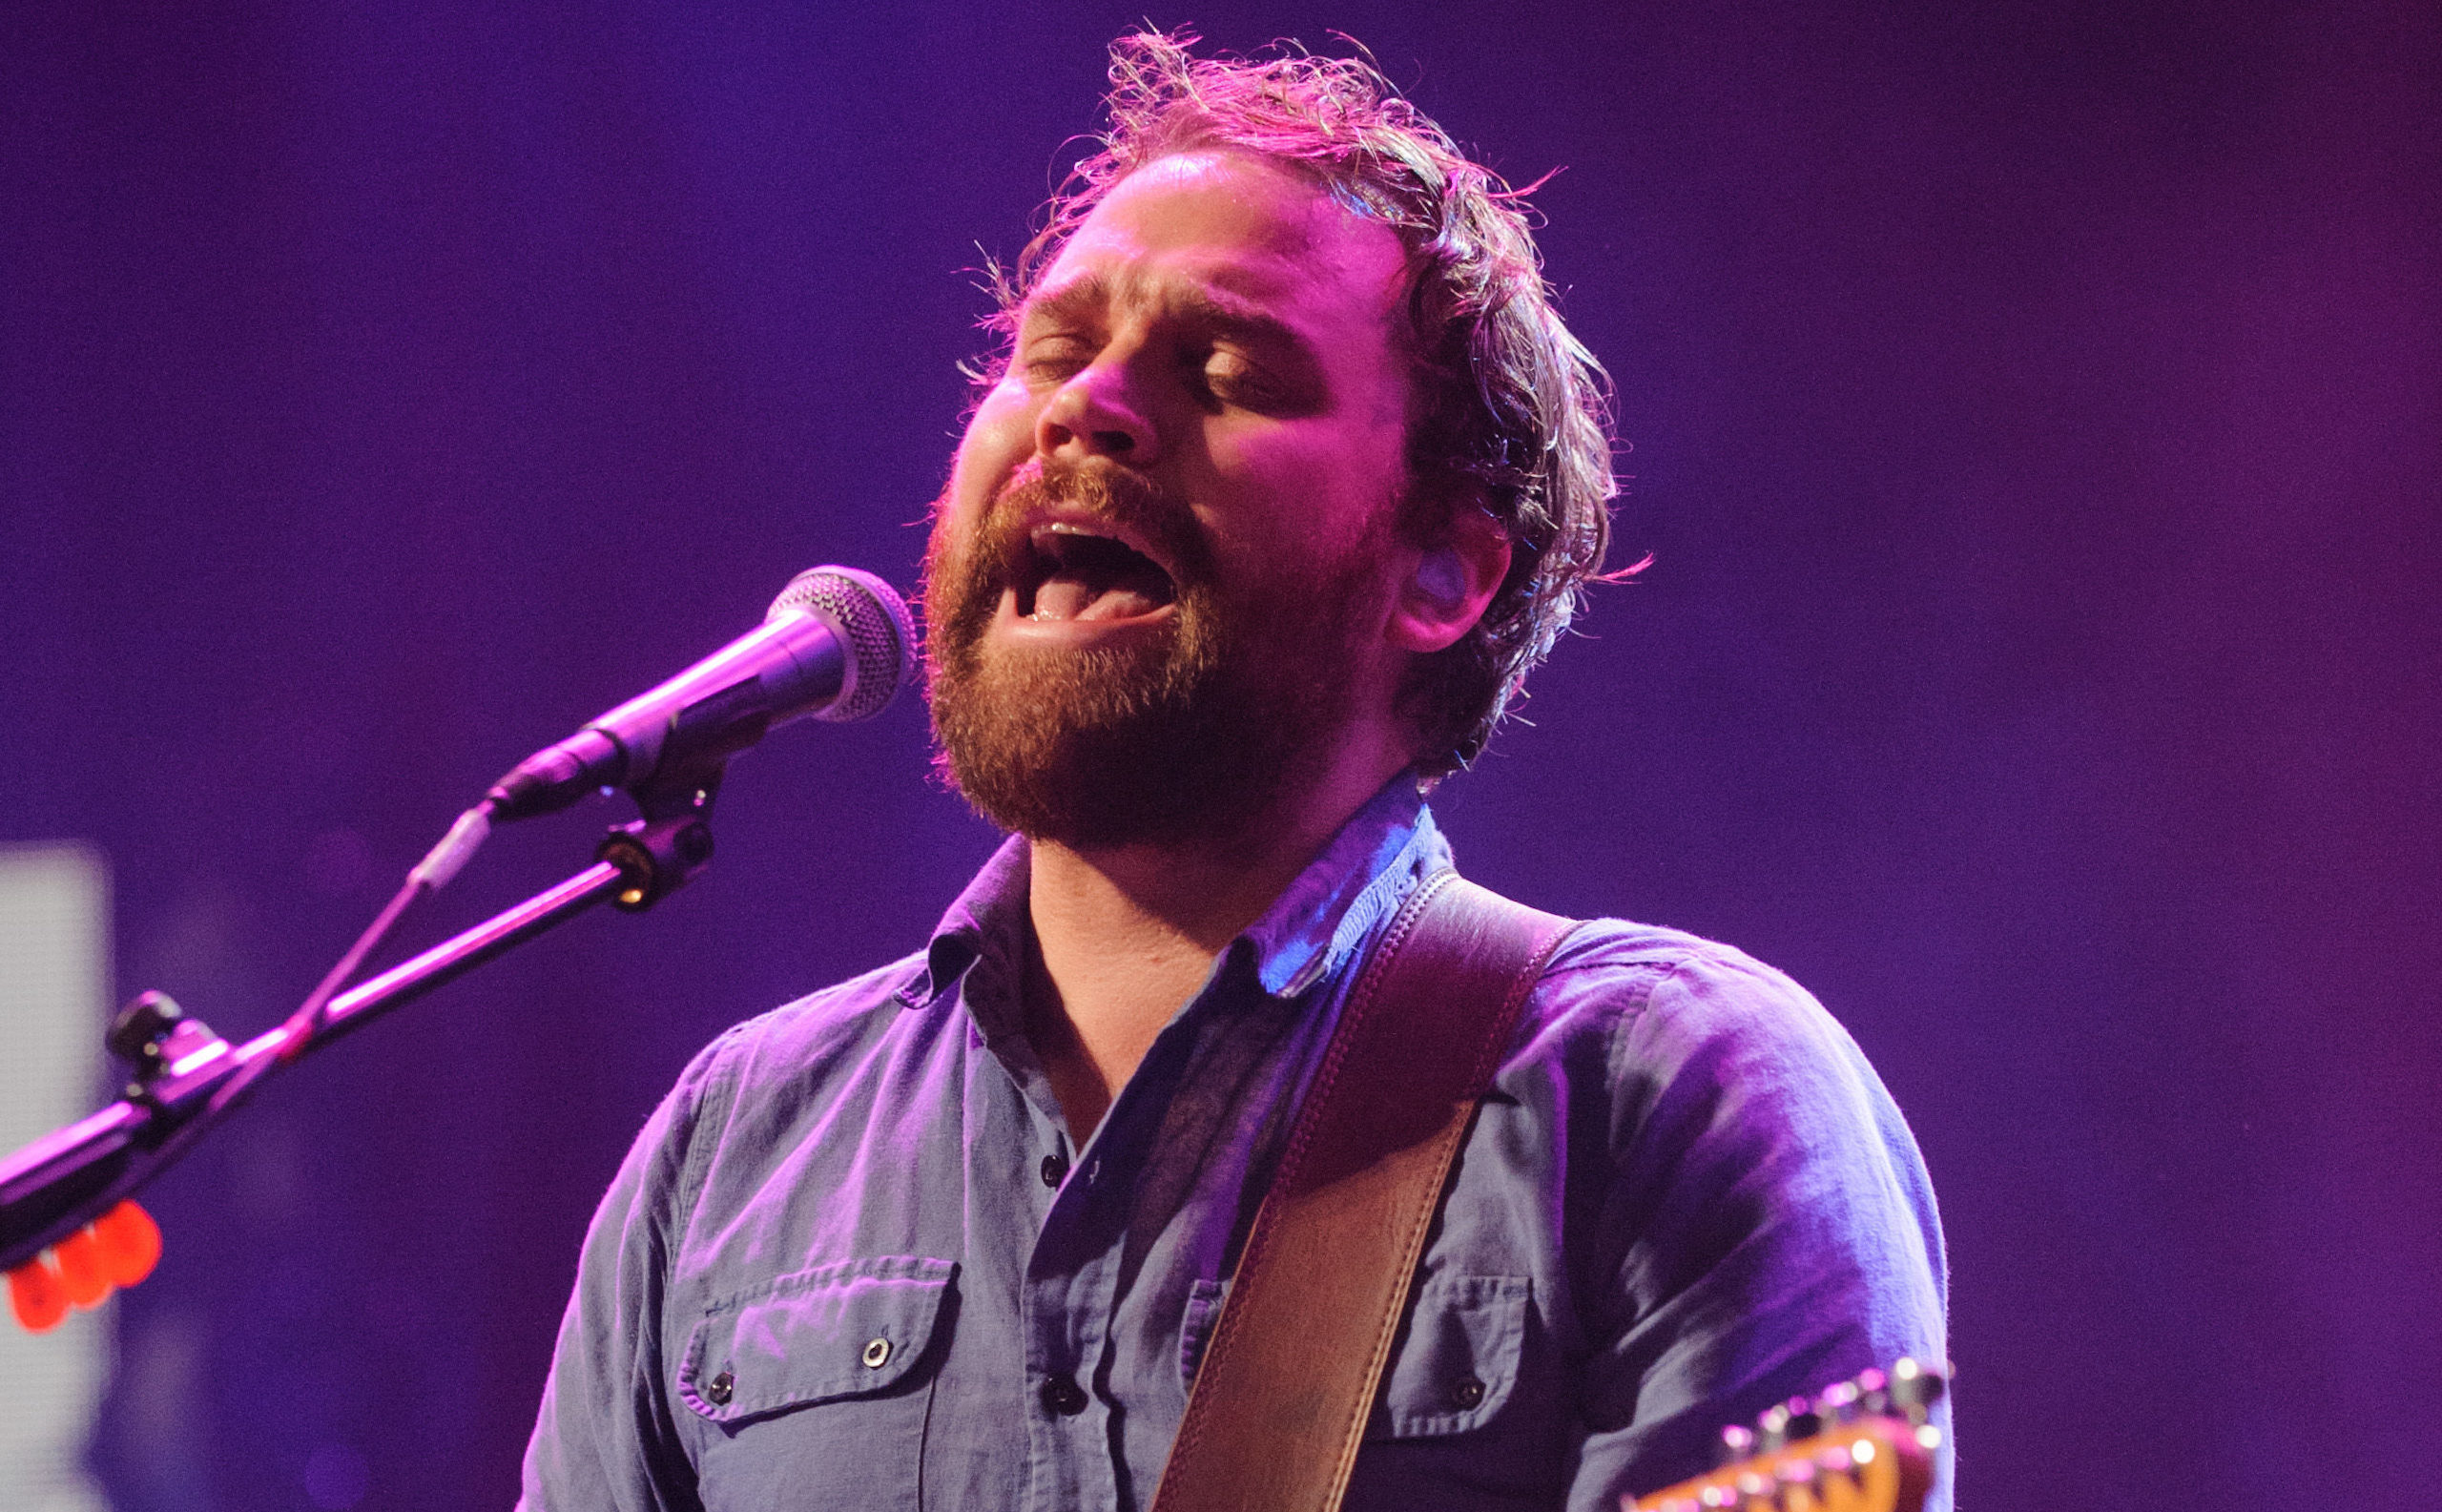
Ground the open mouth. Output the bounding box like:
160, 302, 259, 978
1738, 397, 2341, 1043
1017, 523, 1178, 623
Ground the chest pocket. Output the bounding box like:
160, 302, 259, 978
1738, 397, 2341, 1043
678, 1254, 956, 1424
1368, 1274, 1532, 1439
1179, 1274, 1531, 1438
675, 1253, 955, 1512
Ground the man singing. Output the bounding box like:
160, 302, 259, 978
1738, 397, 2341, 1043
522, 32, 1948, 1512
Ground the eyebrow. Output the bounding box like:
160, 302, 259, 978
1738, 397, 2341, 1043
1022, 272, 1311, 357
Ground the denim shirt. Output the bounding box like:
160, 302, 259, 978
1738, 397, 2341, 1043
520, 779, 1951, 1511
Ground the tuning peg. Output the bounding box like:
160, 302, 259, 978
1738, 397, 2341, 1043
1756, 1394, 1821, 1450
1782, 1397, 1823, 1441
1850, 1365, 1891, 1416
1889, 1357, 1950, 1421
1717, 1423, 1756, 1468
1755, 1401, 1790, 1452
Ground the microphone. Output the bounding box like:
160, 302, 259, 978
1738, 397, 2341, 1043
483, 566, 917, 823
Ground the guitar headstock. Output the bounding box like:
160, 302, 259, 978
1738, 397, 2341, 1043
1626, 1358, 1948, 1512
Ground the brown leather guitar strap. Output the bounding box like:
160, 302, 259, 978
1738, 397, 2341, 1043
1149, 868, 1579, 1512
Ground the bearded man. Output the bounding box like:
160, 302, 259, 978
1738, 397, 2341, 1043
521, 32, 1949, 1512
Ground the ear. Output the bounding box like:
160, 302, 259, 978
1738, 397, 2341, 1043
1385, 509, 1512, 654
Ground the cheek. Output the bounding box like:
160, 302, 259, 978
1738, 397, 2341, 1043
944, 385, 1037, 508
1204, 421, 1406, 562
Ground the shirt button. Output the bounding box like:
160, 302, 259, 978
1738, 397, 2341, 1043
1040, 1373, 1088, 1416
1041, 1152, 1068, 1188
1448, 1375, 1486, 1410
705, 1370, 734, 1406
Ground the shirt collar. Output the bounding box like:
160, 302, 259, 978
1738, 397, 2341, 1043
902, 772, 1451, 1011
1240, 775, 1448, 998
900, 835, 1029, 1011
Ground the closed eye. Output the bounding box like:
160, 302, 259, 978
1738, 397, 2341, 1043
1190, 343, 1314, 416
1020, 334, 1097, 385
1197, 348, 1268, 404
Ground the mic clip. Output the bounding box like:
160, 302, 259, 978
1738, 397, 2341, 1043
596, 767, 723, 911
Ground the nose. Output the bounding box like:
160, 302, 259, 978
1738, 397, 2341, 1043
1035, 359, 1159, 466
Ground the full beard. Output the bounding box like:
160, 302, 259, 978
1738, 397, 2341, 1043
923, 463, 1394, 851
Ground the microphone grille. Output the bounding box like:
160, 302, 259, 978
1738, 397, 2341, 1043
770, 566, 918, 723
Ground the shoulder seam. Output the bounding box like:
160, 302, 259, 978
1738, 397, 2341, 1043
1599, 954, 1693, 1090
667, 1019, 755, 1247
662, 949, 936, 1231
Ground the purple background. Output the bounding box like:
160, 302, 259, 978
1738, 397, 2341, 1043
5, 2, 2436, 1507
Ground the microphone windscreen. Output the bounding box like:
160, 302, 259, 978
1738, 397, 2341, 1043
771, 566, 918, 723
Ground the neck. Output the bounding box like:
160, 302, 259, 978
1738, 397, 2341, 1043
1021, 733, 1412, 1142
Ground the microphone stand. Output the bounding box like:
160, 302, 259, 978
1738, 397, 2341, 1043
0, 786, 718, 1274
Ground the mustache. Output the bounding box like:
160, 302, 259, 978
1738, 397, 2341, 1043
980, 461, 1214, 589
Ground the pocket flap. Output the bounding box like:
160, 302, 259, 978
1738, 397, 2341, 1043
1371, 1274, 1531, 1439
678, 1255, 957, 1424
1178, 1276, 1231, 1386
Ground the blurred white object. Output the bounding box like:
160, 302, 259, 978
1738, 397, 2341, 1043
0, 844, 113, 1512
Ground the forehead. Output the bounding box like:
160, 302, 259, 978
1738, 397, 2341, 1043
1027, 152, 1407, 330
